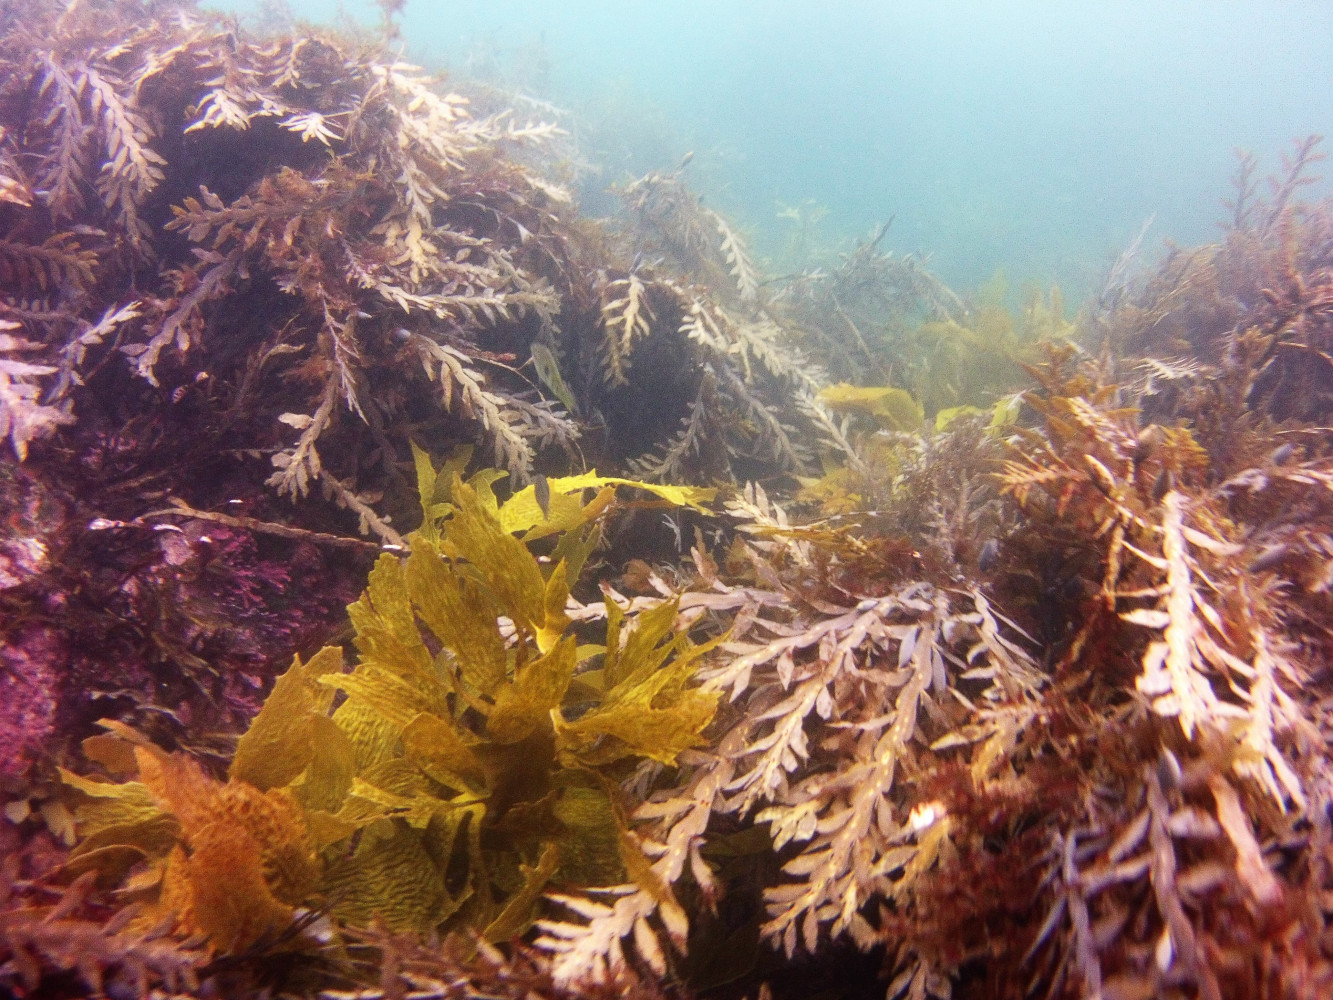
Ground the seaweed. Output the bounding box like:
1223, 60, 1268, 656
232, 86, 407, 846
535, 329, 1333, 1000
1096, 137, 1333, 425
0, 0, 880, 837
535, 477, 1044, 988
534, 162, 1333, 996
329, 925, 682, 1000
7, 2, 1333, 999
0, 860, 204, 999
0, 0, 576, 532
61, 460, 721, 970
0, 0, 963, 556
566, 167, 836, 483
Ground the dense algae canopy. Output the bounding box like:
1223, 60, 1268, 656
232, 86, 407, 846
3, 1, 1333, 999
62, 460, 721, 954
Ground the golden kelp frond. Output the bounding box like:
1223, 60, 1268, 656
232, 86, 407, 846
437, 479, 573, 653
229, 646, 347, 798
1018, 284, 1075, 342
64, 742, 318, 953
66, 458, 721, 952
502, 471, 716, 531
774, 267, 1065, 524
782, 255, 1067, 422
409, 442, 716, 543
934, 392, 1023, 433
315, 469, 719, 936
818, 383, 924, 431
903, 300, 1048, 417
556, 597, 723, 767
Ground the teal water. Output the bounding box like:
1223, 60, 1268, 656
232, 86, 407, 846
214, 0, 1333, 302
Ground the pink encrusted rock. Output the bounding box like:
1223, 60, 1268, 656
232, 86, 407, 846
0, 464, 69, 786
0, 626, 63, 785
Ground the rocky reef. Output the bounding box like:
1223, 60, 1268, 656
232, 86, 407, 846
3, 2, 1333, 999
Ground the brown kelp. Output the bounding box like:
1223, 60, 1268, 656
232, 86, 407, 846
59, 458, 719, 950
